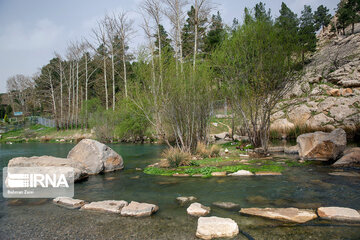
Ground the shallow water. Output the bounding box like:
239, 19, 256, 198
1, 143, 360, 240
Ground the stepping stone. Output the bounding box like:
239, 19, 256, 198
81, 200, 128, 213
120, 201, 159, 217
196, 216, 239, 239
212, 202, 240, 210
255, 172, 282, 176
328, 172, 360, 177
211, 172, 227, 177
192, 174, 204, 177
176, 196, 197, 205
318, 207, 360, 222
240, 207, 317, 223
53, 197, 85, 209
228, 170, 253, 176
173, 173, 190, 177
187, 203, 210, 217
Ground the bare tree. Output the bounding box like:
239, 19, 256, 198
113, 12, 135, 98
6, 74, 34, 115
90, 20, 109, 110
54, 52, 65, 127
163, 0, 188, 74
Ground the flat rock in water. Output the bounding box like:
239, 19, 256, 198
196, 216, 239, 240
120, 201, 159, 217
212, 202, 240, 210
211, 172, 227, 177
284, 145, 299, 154
333, 147, 360, 166
172, 173, 190, 177
187, 203, 210, 217
176, 196, 197, 205
318, 207, 360, 221
240, 207, 317, 223
53, 197, 85, 209
228, 170, 253, 176
328, 172, 360, 177
81, 200, 128, 213
255, 172, 282, 176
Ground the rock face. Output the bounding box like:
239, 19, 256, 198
333, 147, 360, 166
240, 208, 317, 223
228, 170, 253, 176
120, 201, 159, 217
7, 156, 88, 182
53, 197, 85, 209
176, 196, 197, 206
68, 139, 123, 174
297, 128, 346, 161
81, 200, 128, 213
270, 29, 360, 133
196, 216, 239, 240
212, 202, 240, 210
318, 207, 360, 222
187, 203, 210, 217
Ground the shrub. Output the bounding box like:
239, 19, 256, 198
210, 145, 221, 157
162, 147, 191, 168
196, 142, 210, 158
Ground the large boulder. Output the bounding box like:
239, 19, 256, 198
81, 200, 128, 213
196, 216, 239, 240
7, 156, 88, 182
120, 201, 159, 217
333, 148, 360, 166
318, 207, 360, 222
240, 208, 317, 223
270, 118, 295, 133
297, 128, 347, 161
67, 139, 123, 174
187, 203, 210, 217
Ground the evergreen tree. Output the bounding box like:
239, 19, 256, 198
154, 24, 173, 54
299, 5, 317, 64
182, 5, 208, 59
204, 11, 225, 53
275, 2, 299, 65
254, 2, 272, 22
314, 5, 332, 31
5, 105, 13, 116
338, 0, 360, 34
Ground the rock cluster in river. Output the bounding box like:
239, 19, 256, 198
6, 139, 124, 182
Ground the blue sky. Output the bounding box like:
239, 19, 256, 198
0, 0, 339, 93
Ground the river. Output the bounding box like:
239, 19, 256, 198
0, 143, 360, 239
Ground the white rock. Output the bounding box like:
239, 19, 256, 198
196, 216, 239, 240
228, 170, 254, 176
120, 201, 159, 217
81, 200, 128, 213
53, 197, 85, 209
318, 207, 360, 221
187, 203, 210, 217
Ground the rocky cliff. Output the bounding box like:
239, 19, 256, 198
271, 23, 360, 138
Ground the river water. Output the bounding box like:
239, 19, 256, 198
0, 143, 360, 239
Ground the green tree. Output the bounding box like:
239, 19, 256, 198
4, 114, 9, 123
213, 18, 300, 151
338, 0, 360, 34
5, 105, 13, 116
275, 2, 299, 63
154, 24, 173, 54
254, 2, 272, 22
299, 5, 317, 64
204, 11, 225, 53
314, 5, 332, 31
0, 105, 5, 119
182, 5, 207, 59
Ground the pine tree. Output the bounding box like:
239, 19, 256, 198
254, 2, 272, 22
154, 24, 173, 54
299, 5, 317, 64
314, 5, 332, 31
182, 5, 207, 59
204, 11, 225, 53
275, 2, 299, 65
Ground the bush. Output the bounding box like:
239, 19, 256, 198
162, 147, 191, 168
196, 142, 210, 158
210, 145, 221, 157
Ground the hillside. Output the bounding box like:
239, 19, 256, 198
270, 23, 360, 138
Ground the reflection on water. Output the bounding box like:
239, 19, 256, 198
1, 143, 360, 239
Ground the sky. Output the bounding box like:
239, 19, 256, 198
0, 0, 339, 93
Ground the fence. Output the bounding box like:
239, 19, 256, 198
31, 116, 56, 128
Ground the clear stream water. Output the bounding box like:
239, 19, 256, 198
0, 143, 360, 240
